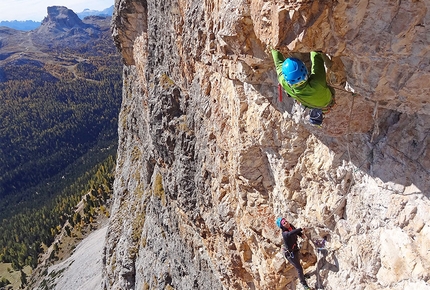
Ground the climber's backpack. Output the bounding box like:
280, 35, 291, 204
309, 108, 323, 126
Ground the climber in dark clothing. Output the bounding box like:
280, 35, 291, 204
276, 217, 310, 290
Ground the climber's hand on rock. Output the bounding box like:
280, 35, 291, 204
266, 44, 274, 54
301, 228, 309, 237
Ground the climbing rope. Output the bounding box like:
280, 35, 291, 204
370, 101, 379, 143
320, 91, 356, 226
321, 168, 354, 226
329, 83, 357, 95
272, 53, 360, 227
310, 92, 357, 229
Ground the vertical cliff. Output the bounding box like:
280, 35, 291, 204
102, 0, 430, 289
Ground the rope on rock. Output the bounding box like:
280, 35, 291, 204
329, 83, 358, 96
311, 92, 357, 230
323, 91, 356, 226
370, 101, 380, 143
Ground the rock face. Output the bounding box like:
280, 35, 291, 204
102, 0, 430, 289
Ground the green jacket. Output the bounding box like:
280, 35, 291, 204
272, 49, 332, 109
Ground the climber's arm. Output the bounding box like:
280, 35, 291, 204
310, 51, 328, 85
271, 49, 286, 82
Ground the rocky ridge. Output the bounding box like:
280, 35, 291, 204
33, 6, 111, 49
38, 6, 87, 31
102, 0, 430, 289
0, 6, 112, 72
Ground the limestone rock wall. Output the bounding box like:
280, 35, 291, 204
102, 0, 430, 289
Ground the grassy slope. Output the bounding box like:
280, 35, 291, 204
0, 264, 32, 289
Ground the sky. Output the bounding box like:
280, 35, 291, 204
0, 0, 114, 21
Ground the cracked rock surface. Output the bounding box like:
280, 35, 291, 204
102, 0, 430, 289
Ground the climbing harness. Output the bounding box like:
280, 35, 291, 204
283, 243, 299, 259
285, 249, 295, 259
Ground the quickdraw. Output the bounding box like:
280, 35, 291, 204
284, 243, 298, 259
278, 83, 283, 102
285, 250, 294, 259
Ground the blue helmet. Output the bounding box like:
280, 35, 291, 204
282, 58, 308, 86
276, 217, 283, 228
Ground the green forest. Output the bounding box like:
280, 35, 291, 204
0, 155, 115, 270
0, 26, 123, 277
0, 55, 122, 203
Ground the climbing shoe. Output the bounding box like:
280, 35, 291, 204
302, 284, 311, 290
309, 108, 323, 126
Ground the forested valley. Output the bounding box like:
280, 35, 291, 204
0, 14, 123, 287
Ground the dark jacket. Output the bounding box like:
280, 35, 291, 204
281, 225, 303, 252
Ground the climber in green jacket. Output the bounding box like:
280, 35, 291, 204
271, 49, 333, 125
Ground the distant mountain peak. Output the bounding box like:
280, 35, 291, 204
38, 6, 86, 32
77, 5, 114, 19
0, 5, 114, 31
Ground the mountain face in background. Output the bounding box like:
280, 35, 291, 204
37, 6, 88, 32
0, 5, 121, 202
0, 7, 122, 276
33, 6, 113, 49
77, 5, 115, 19
0, 5, 114, 31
